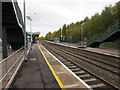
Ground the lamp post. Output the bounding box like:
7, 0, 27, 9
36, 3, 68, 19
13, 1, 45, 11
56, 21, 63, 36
23, 0, 27, 62
81, 26, 83, 47
26, 13, 37, 45
26, 16, 32, 45
61, 28, 62, 42
81, 23, 85, 47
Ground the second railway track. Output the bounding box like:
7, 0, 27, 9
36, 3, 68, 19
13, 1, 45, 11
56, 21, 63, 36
40, 41, 120, 89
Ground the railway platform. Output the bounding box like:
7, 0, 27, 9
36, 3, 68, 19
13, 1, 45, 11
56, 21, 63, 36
9, 44, 60, 89
41, 40, 120, 89
46, 41, 119, 57
9, 43, 88, 89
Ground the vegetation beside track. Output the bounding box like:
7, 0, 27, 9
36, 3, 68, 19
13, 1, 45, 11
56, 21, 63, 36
43, 1, 120, 49
100, 39, 120, 49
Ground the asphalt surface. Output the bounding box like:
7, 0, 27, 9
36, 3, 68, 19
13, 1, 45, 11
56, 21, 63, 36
9, 44, 60, 89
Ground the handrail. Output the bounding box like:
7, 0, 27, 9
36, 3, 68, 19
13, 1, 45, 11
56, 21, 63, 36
0, 46, 24, 64
0, 53, 24, 83
0, 46, 24, 84
87, 20, 120, 46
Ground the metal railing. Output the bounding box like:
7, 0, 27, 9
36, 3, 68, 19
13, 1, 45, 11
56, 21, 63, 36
87, 20, 120, 46
0, 46, 24, 89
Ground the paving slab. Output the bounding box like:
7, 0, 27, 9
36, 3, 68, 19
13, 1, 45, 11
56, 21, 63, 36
9, 44, 60, 89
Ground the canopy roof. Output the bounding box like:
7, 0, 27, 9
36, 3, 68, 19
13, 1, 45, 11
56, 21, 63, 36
2, 0, 24, 32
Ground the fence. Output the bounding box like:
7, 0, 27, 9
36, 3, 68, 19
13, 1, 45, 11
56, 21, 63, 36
0, 47, 24, 89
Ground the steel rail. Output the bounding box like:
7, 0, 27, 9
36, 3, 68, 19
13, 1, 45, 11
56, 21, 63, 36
62, 47, 119, 69
47, 42, 120, 75
47, 42, 120, 70
41, 41, 119, 89
49, 43, 119, 68
60, 49, 120, 75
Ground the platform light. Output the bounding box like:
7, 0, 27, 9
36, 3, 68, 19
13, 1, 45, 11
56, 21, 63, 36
26, 16, 32, 46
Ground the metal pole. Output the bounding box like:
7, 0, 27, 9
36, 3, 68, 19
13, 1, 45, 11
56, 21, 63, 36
80, 23, 85, 47
24, 0, 27, 62
26, 16, 33, 46
81, 26, 83, 47
61, 28, 62, 41
30, 19, 32, 44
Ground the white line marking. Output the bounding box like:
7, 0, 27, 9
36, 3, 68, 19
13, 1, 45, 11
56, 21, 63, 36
30, 58, 36, 61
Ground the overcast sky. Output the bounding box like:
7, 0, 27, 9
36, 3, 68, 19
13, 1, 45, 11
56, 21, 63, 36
17, 0, 119, 36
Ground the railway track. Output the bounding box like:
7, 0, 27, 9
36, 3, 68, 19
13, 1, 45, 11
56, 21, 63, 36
41, 41, 120, 89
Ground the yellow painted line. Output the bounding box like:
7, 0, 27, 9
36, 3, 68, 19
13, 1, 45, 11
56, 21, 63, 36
37, 44, 65, 90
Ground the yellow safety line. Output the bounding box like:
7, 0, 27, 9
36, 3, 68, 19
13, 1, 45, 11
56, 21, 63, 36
37, 44, 65, 90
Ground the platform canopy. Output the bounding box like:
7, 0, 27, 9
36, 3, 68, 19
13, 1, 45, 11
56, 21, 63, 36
2, 0, 24, 30
2, 0, 25, 50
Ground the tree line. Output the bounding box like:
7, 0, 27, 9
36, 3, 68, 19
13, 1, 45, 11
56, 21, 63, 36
43, 1, 120, 47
